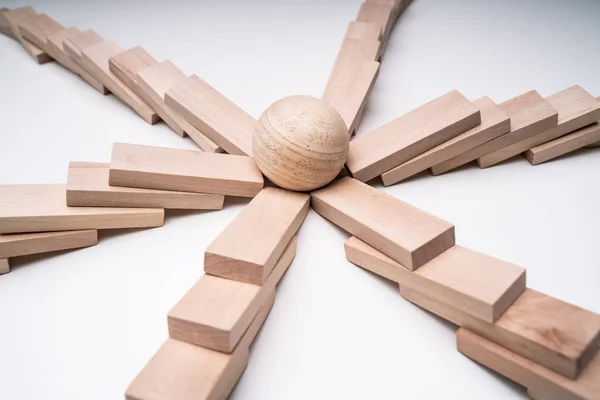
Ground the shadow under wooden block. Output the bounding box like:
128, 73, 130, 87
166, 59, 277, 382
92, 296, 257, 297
524, 122, 600, 165
0, 230, 98, 259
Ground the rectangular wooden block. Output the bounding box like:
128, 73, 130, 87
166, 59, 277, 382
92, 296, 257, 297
63, 29, 103, 63
165, 75, 255, 156
457, 328, 600, 400
478, 86, 600, 167
205, 188, 309, 284
337, 37, 381, 61
137, 60, 222, 152
67, 162, 224, 210
109, 143, 263, 197
17, 13, 64, 51
3, 7, 52, 64
345, 237, 526, 323
401, 287, 600, 379
311, 177, 454, 270
0, 8, 16, 40
356, 2, 394, 40
346, 90, 481, 182
345, 21, 381, 42
169, 237, 296, 352
382, 96, 510, 185
524, 122, 600, 165
0, 230, 98, 259
0, 258, 10, 275
0, 184, 164, 234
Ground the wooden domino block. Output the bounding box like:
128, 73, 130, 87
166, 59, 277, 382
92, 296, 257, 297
346, 90, 481, 182
356, 2, 394, 41
345, 21, 381, 42
205, 188, 309, 284
457, 328, 600, 400
165, 75, 255, 156
0, 8, 16, 40
0, 230, 98, 259
337, 37, 381, 61
0, 184, 164, 234
108, 143, 263, 197
345, 237, 525, 323
63, 29, 103, 64
3, 7, 52, 63
312, 177, 454, 270
136, 60, 222, 152
432, 90, 558, 174
67, 162, 224, 210
383, 96, 510, 185
169, 237, 296, 352
17, 13, 63, 51
524, 122, 600, 165
401, 287, 600, 379
478, 86, 600, 167
0, 258, 10, 275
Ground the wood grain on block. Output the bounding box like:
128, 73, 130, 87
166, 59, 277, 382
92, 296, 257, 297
357, 2, 394, 40
346, 90, 481, 182
337, 37, 381, 61
401, 287, 600, 379
0, 230, 98, 259
63, 29, 103, 63
0, 258, 10, 275
432, 90, 558, 174
109, 143, 263, 197
127, 292, 275, 400
0, 8, 16, 40
383, 96, 510, 185
137, 61, 222, 152
457, 328, 600, 400
3, 7, 52, 63
345, 21, 381, 42
311, 177, 454, 269
67, 162, 224, 210
165, 75, 255, 156
81, 40, 158, 124
205, 188, 309, 284
169, 237, 296, 352
524, 122, 600, 165
17, 13, 63, 51
346, 237, 525, 323
478, 86, 600, 167
0, 184, 164, 234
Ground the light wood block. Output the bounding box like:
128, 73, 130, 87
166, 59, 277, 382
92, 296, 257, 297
356, 2, 394, 40
127, 292, 275, 400
63, 29, 103, 63
164, 75, 255, 156
432, 90, 558, 175
137, 60, 222, 152
346, 237, 525, 323
205, 188, 309, 285
108, 143, 263, 197
346, 90, 481, 182
345, 21, 381, 42
337, 37, 381, 61
478, 86, 600, 167
0, 8, 16, 40
67, 162, 224, 210
0, 184, 164, 234
524, 122, 600, 165
0, 258, 9, 275
169, 237, 296, 352
457, 328, 600, 400
17, 13, 63, 51
383, 96, 510, 185
0, 230, 98, 259
3, 7, 52, 64
401, 287, 600, 379
311, 177, 454, 270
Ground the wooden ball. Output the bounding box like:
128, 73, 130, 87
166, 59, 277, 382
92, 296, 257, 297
253, 95, 349, 192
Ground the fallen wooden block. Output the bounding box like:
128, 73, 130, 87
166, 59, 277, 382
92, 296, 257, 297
16, 13, 63, 51
345, 21, 381, 42
3, 7, 52, 63
383, 96, 510, 185
457, 328, 600, 400
478, 86, 600, 167
337, 37, 381, 61
0, 8, 16, 40
0, 230, 98, 259
0, 258, 10, 275
63, 29, 103, 64
524, 122, 600, 165
346, 90, 480, 182
67, 162, 224, 210
126, 291, 275, 400
165, 75, 255, 156
345, 237, 525, 323
0, 184, 164, 234
401, 287, 600, 379
169, 236, 296, 352
357, 2, 394, 41
205, 188, 309, 284
137, 60, 222, 152
312, 177, 454, 269
109, 142, 263, 197
432, 90, 558, 175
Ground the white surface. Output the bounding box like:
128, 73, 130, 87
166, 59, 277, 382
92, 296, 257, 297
1, 0, 599, 399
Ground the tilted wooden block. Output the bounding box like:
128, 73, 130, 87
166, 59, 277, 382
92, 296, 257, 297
205, 188, 309, 284
0, 184, 164, 234
137, 60, 222, 152
0, 230, 98, 259
108, 143, 263, 197
383, 96, 510, 185
345, 21, 381, 42
312, 177, 455, 270
457, 328, 600, 400
337, 37, 381, 61
356, 2, 394, 40
3, 7, 52, 64
0, 8, 16, 40
478, 86, 600, 167
63, 29, 103, 64
0, 258, 10, 275
170, 237, 296, 352
67, 162, 224, 210
345, 237, 526, 323
346, 90, 481, 182
17, 13, 63, 51
524, 122, 600, 165
401, 287, 600, 379
165, 75, 255, 156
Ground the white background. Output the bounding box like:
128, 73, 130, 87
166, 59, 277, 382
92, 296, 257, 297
1, 0, 599, 399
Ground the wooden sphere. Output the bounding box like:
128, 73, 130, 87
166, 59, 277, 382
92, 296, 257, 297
253, 95, 349, 192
